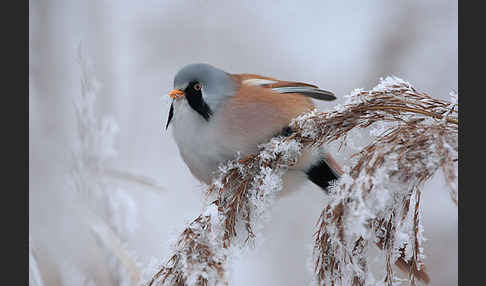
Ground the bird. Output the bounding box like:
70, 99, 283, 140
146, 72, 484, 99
166, 63, 342, 196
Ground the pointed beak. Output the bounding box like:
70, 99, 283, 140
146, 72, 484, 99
169, 89, 184, 99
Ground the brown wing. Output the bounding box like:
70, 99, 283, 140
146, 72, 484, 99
215, 81, 315, 158
231, 73, 336, 101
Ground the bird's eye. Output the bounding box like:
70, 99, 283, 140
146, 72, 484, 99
193, 82, 202, 91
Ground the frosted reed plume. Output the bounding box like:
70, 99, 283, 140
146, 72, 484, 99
69, 47, 143, 286
147, 77, 458, 286
311, 78, 457, 286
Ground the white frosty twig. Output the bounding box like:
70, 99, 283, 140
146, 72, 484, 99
88, 210, 142, 285
67, 45, 143, 285
103, 168, 166, 192
29, 237, 45, 286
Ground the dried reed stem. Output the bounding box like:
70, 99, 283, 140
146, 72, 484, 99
147, 77, 457, 286
365, 105, 458, 125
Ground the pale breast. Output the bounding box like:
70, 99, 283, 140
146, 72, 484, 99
170, 87, 315, 185
171, 99, 233, 184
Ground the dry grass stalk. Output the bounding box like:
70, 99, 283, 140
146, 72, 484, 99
147, 207, 228, 286
311, 78, 457, 285
147, 77, 457, 286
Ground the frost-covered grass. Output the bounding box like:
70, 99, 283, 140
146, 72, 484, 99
146, 77, 458, 286
30, 49, 457, 286
69, 48, 142, 286
30, 49, 168, 286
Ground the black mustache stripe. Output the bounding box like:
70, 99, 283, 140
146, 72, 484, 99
166, 102, 174, 130
165, 82, 213, 131
185, 82, 212, 121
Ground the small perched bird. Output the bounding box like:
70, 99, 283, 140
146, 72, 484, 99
166, 63, 342, 195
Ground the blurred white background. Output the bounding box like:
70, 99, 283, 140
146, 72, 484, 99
29, 1, 457, 285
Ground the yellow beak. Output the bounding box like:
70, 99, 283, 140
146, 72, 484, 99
169, 89, 184, 99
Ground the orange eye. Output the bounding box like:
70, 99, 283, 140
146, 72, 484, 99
193, 82, 202, 91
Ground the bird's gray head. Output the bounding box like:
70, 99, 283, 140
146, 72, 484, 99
171, 63, 236, 122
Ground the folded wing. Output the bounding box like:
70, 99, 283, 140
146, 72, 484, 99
234, 73, 336, 101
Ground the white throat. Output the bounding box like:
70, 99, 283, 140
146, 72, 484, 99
170, 99, 229, 184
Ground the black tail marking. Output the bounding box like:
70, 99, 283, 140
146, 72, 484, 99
306, 159, 338, 192
278, 126, 295, 137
